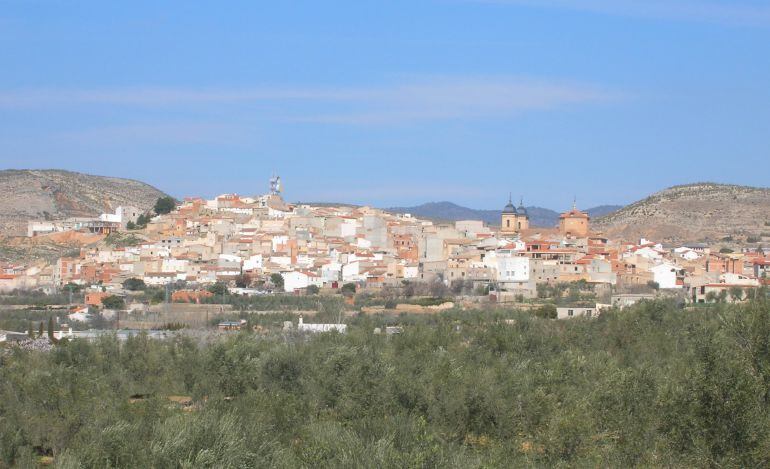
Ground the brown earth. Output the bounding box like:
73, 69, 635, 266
0, 231, 105, 263
0, 169, 169, 236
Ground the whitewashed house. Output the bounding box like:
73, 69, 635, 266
282, 271, 309, 292
650, 262, 681, 289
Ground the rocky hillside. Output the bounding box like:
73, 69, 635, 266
592, 183, 770, 243
0, 169, 169, 236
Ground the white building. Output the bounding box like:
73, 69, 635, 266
611, 293, 656, 308
99, 206, 141, 228
496, 255, 530, 283
403, 264, 420, 279
297, 316, 347, 334
321, 262, 342, 281
282, 271, 309, 292
243, 255, 264, 271
342, 261, 365, 282
720, 273, 760, 286
674, 247, 701, 261
161, 258, 189, 273
557, 306, 598, 320
27, 221, 60, 237
650, 262, 681, 289
143, 272, 178, 286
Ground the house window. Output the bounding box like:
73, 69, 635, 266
568, 309, 574, 316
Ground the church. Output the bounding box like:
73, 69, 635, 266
500, 196, 529, 235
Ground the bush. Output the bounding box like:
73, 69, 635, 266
101, 295, 125, 310
340, 283, 356, 296
153, 196, 176, 215
122, 278, 146, 291
135, 214, 150, 228
208, 282, 228, 297
534, 303, 557, 319
270, 274, 284, 292
104, 233, 142, 248
235, 274, 251, 289
1, 301, 770, 467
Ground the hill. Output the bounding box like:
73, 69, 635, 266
0, 169, 169, 236
387, 201, 621, 227
585, 204, 624, 218
592, 183, 770, 243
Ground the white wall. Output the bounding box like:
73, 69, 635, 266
340, 219, 357, 238
651, 263, 679, 289
557, 307, 596, 319
321, 262, 342, 281
342, 261, 363, 282
496, 256, 530, 283
282, 272, 309, 292
243, 255, 263, 271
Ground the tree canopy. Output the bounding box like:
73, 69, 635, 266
122, 278, 146, 291
153, 196, 176, 215
270, 273, 284, 292
101, 295, 125, 310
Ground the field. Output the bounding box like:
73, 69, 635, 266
2, 300, 770, 467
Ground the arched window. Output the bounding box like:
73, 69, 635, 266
506, 219, 510, 228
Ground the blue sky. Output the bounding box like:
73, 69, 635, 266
1, 0, 768, 210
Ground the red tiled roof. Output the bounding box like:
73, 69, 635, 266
560, 209, 589, 219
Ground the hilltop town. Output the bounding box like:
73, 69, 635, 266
1, 175, 767, 324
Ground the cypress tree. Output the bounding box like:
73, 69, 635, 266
47, 317, 59, 344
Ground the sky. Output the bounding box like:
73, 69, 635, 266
0, 0, 768, 211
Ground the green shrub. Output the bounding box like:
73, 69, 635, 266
0, 300, 769, 467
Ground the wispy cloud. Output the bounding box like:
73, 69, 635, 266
473, 0, 770, 26
290, 78, 615, 124
0, 76, 618, 125
57, 122, 256, 145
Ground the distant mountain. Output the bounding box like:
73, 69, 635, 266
387, 202, 502, 225
0, 169, 169, 236
586, 205, 623, 218
593, 183, 770, 243
386, 201, 622, 227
